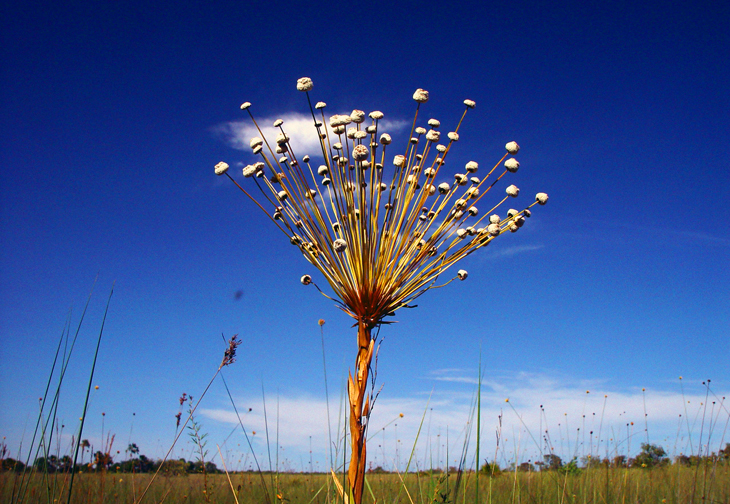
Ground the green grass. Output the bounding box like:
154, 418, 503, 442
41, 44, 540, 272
2, 464, 730, 503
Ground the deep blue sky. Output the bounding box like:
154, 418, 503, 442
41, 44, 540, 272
2, 0, 728, 471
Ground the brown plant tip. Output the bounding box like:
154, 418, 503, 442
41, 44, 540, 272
221, 334, 241, 367
318, 319, 325, 326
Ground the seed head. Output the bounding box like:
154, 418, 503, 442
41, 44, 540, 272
242, 164, 256, 177
463, 99, 476, 108
504, 158, 520, 173
353, 144, 369, 161
301, 275, 312, 285
489, 214, 501, 224
240, 102, 251, 110
296, 77, 314, 92
438, 182, 450, 194
447, 132, 459, 142
427, 118, 440, 128
350, 110, 366, 123
536, 192, 549, 205
506, 185, 520, 197
333, 238, 347, 253
457, 269, 468, 280
505, 141, 520, 154
393, 155, 406, 167
426, 130, 440, 142
488, 223, 501, 236
380, 133, 392, 145
465, 161, 478, 173
273, 119, 283, 127
369, 110, 384, 120
413, 88, 429, 103
214, 161, 229, 176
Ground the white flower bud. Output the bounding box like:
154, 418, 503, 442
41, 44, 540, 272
506, 185, 519, 197
393, 155, 406, 167
427, 118, 440, 128
214, 161, 229, 176
438, 182, 450, 194
273, 119, 283, 127
250, 137, 263, 149
369, 110, 384, 120
426, 130, 440, 142
465, 161, 478, 173
277, 190, 288, 201
536, 192, 549, 205
447, 132, 459, 142
415, 127, 426, 135
300, 275, 312, 285
315, 101, 326, 109
504, 158, 520, 173
468, 206, 478, 216
242, 164, 256, 177
457, 228, 468, 239
489, 214, 501, 224
276, 132, 289, 145
457, 269, 468, 280
413, 88, 429, 103
353, 144, 368, 161
240, 102, 251, 110
296, 77, 313, 91
505, 141, 520, 154
463, 99, 476, 109
350, 110, 365, 123
424, 167, 436, 178
330, 114, 352, 127
333, 238, 347, 253
507, 208, 518, 217
380, 133, 392, 145
488, 223, 501, 236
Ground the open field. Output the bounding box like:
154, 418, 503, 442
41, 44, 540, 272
3, 464, 730, 503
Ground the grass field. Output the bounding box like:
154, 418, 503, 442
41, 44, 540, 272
3, 463, 729, 503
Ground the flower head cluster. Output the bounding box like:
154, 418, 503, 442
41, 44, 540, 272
217, 78, 547, 325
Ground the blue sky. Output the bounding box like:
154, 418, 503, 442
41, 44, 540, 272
1, 0, 729, 472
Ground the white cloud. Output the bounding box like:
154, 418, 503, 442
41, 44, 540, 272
199, 372, 728, 472
214, 112, 409, 160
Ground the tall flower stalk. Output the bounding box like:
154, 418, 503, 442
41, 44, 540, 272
215, 77, 548, 504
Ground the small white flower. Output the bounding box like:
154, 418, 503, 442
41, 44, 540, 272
465, 161, 478, 173
315, 101, 326, 109
350, 110, 365, 123
415, 127, 426, 135
380, 133, 392, 145
347, 127, 358, 139
317, 165, 329, 176
438, 182, 450, 194
463, 99, 476, 109
353, 144, 369, 161
393, 155, 406, 167
332, 125, 345, 134
505, 141, 520, 154
468, 206, 478, 216
301, 274, 312, 285
427, 118, 440, 128
277, 190, 288, 201
466, 187, 480, 199
424, 167, 436, 178
240, 102, 251, 110
457, 269, 468, 280
436, 144, 447, 153
302, 155, 310, 163
242, 164, 256, 177
278, 156, 288, 164
507, 208, 518, 217
506, 185, 519, 197
273, 119, 283, 127
413, 88, 429, 103
214, 161, 229, 176
457, 228, 468, 239
252, 145, 263, 155
330, 114, 352, 127
470, 176, 480, 184
250, 137, 263, 149
296, 77, 313, 92
489, 214, 501, 224
447, 132, 459, 142
426, 130, 440, 142
536, 192, 549, 205
504, 158, 520, 173
333, 238, 347, 253
488, 223, 501, 236
369, 110, 384, 120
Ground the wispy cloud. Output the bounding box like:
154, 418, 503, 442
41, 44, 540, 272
213, 112, 409, 160
483, 243, 545, 259
199, 372, 727, 471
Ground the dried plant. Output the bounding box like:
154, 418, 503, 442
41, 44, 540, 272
215, 77, 548, 504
